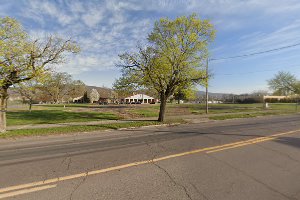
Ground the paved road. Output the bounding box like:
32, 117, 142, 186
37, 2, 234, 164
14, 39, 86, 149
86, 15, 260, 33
0, 114, 300, 200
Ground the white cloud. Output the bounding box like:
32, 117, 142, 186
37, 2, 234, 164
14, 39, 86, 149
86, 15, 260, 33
81, 7, 104, 28
67, 0, 85, 14
24, 0, 77, 26
4, 0, 300, 84
58, 54, 117, 75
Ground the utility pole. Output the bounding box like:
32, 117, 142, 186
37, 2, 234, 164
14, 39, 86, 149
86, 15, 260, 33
206, 58, 209, 114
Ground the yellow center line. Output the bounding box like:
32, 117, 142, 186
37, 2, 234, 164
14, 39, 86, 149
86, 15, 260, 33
206, 137, 273, 153
0, 184, 57, 199
207, 129, 299, 153
0, 128, 299, 198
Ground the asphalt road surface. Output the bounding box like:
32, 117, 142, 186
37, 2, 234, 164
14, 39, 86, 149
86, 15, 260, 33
0, 114, 300, 200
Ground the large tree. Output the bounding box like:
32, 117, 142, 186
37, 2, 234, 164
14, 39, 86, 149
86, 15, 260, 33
0, 17, 80, 132
268, 71, 300, 96
115, 14, 215, 121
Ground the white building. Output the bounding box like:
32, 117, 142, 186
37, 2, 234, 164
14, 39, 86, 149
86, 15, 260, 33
123, 94, 156, 104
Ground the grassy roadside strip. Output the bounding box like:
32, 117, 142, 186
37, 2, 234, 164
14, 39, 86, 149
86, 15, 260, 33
209, 111, 296, 120
0, 119, 186, 139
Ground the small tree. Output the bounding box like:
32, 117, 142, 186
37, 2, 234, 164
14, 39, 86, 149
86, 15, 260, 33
115, 14, 215, 121
90, 89, 100, 103
0, 17, 80, 132
82, 91, 90, 103
16, 80, 41, 111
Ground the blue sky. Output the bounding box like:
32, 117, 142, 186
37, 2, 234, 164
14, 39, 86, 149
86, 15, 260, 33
1, 0, 300, 94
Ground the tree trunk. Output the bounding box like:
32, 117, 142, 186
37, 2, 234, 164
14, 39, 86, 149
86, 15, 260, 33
158, 92, 167, 122
0, 88, 8, 133
29, 100, 32, 112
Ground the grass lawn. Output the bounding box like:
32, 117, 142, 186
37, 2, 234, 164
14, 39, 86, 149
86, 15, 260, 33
1, 120, 184, 138
7, 110, 120, 126
3, 102, 299, 138
268, 103, 299, 111
186, 103, 300, 114
208, 105, 299, 120
208, 112, 285, 120
6, 102, 299, 127
188, 103, 264, 114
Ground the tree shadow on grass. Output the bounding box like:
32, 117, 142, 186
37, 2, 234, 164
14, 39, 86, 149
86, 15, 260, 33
7, 110, 119, 125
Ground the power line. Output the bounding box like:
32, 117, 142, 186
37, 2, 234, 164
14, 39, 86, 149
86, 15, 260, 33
210, 42, 300, 61
214, 64, 300, 76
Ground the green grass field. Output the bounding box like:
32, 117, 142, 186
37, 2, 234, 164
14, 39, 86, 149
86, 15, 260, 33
6, 102, 299, 127
2, 102, 299, 138
209, 112, 282, 120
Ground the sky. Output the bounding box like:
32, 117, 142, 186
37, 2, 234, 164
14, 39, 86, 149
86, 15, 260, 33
1, 0, 300, 94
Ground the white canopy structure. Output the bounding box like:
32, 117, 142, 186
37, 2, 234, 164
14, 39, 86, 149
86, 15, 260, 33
124, 94, 155, 104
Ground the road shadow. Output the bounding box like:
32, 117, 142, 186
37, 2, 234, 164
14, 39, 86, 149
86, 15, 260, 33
274, 136, 300, 149
166, 131, 266, 138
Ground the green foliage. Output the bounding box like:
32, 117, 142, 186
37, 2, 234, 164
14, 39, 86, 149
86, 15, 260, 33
0, 17, 80, 89
82, 91, 90, 103
174, 87, 197, 102
38, 72, 86, 103
0, 16, 80, 131
115, 14, 215, 121
294, 82, 300, 94
268, 71, 300, 95
116, 14, 215, 94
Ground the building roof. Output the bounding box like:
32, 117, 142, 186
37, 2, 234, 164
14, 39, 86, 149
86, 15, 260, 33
263, 95, 288, 99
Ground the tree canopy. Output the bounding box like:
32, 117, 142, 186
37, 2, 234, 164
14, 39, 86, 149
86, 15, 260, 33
0, 17, 80, 90
115, 14, 215, 121
268, 71, 300, 96
0, 16, 80, 132
39, 72, 85, 103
